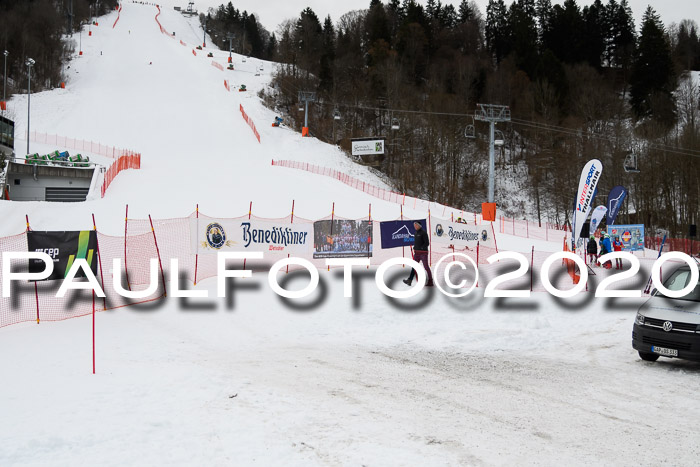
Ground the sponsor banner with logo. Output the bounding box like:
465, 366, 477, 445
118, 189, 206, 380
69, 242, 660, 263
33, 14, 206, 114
313, 220, 373, 258
606, 185, 627, 226
379, 220, 426, 249
351, 139, 385, 156
573, 159, 603, 246
190, 219, 312, 255
27, 231, 99, 281
607, 224, 645, 251
590, 206, 608, 233
431, 221, 495, 249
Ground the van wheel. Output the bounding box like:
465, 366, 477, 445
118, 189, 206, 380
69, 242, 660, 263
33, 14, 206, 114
639, 351, 659, 362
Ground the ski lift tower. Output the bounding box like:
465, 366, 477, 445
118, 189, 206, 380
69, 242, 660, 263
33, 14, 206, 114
474, 103, 511, 203
298, 91, 316, 137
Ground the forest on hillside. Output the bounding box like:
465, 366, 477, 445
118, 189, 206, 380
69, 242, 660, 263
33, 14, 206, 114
219, 0, 698, 237
0, 0, 119, 94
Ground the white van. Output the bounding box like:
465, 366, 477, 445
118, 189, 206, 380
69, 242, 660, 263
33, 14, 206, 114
632, 264, 700, 362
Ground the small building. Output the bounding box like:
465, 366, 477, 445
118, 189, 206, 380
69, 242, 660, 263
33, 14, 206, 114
4, 161, 99, 202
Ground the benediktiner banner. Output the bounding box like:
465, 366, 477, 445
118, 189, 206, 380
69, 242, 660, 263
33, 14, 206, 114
190, 218, 313, 255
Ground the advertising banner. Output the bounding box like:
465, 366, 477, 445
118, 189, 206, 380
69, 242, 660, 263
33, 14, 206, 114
431, 221, 496, 249
190, 218, 312, 255
590, 206, 608, 233
27, 230, 98, 281
606, 185, 628, 226
313, 220, 373, 258
351, 139, 385, 156
607, 224, 645, 251
379, 220, 426, 249
573, 159, 603, 246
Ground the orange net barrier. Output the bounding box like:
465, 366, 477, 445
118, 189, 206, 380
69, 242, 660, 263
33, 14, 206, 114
101, 153, 141, 197
240, 105, 261, 143
0, 207, 590, 330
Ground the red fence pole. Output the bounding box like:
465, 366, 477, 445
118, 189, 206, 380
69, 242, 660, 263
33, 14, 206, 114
26, 215, 40, 324
368, 203, 372, 268
92, 290, 96, 374
476, 241, 480, 288
124, 205, 131, 291
401, 205, 405, 264
530, 246, 535, 292
148, 215, 167, 297
194, 204, 199, 285
92, 214, 107, 310
491, 222, 499, 253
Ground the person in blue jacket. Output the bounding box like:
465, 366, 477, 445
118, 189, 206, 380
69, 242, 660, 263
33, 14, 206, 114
600, 233, 613, 269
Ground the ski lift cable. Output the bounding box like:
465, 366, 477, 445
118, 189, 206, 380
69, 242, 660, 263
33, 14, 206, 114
510, 119, 700, 160
510, 117, 700, 157
275, 78, 700, 158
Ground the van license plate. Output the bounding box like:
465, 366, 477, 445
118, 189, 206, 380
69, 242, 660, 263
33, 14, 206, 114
652, 346, 678, 357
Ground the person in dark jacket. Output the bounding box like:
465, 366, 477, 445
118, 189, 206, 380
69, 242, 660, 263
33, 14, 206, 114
587, 235, 598, 264
599, 234, 613, 269
403, 221, 434, 287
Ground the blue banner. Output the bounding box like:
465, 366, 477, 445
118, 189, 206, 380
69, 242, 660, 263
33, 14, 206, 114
379, 220, 426, 249
608, 224, 644, 251
606, 185, 627, 226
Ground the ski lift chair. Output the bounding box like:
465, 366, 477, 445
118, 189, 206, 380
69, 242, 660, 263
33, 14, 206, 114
623, 152, 640, 173
465, 116, 476, 139
298, 104, 304, 112
494, 129, 505, 147
465, 125, 475, 139
333, 109, 341, 121
391, 117, 400, 131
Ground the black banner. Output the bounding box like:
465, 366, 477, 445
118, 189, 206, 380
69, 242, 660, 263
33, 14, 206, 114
27, 231, 99, 281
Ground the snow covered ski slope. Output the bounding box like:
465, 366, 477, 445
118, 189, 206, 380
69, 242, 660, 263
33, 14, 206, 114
1, 3, 699, 466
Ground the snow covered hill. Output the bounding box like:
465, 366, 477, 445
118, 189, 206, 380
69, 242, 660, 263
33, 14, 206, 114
1, 3, 699, 466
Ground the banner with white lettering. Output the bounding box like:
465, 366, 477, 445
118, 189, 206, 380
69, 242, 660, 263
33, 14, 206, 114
27, 230, 98, 281
573, 159, 603, 247
606, 185, 627, 226
590, 206, 608, 233
431, 221, 496, 249
379, 220, 426, 249
190, 218, 312, 255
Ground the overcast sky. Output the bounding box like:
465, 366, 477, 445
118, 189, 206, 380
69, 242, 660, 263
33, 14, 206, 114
159, 0, 700, 35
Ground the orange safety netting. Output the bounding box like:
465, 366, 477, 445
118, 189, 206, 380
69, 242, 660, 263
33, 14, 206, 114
0, 208, 590, 330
